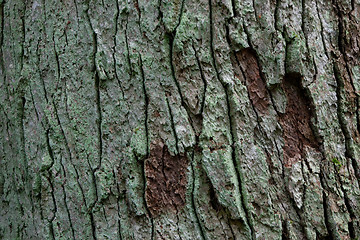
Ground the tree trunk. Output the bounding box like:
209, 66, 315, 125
1, 0, 360, 239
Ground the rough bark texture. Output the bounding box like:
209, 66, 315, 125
0, 0, 360, 239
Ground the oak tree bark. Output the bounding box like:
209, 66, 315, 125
1, 0, 360, 239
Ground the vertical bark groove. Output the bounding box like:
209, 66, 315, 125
209, 0, 254, 238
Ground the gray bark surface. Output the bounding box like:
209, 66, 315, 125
0, 0, 360, 239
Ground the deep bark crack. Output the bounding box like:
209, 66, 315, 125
190, 152, 206, 240
209, 0, 254, 238
138, 55, 154, 239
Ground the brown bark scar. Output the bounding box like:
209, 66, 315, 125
145, 140, 188, 215
279, 73, 319, 168
236, 48, 270, 115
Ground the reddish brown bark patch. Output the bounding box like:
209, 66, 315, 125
280, 73, 319, 167
235, 48, 270, 115
145, 141, 188, 215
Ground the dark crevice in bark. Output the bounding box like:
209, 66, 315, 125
191, 43, 207, 117
209, 0, 254, 238
48, 220, 55, 240
315, 0, 330, 60
190, 152, 205, 240
169, 31, 201, 153
94, 72, 102, 171
53, 101, 88, 238
134, 0, 141, 24
86, 6, 103, 173
52, 32, 61, 95
320, 180, 341, 240
113, 0, 124, 98
227, 218, 236, 240
86, 153, 99, 205
167, 32, 182, 105
113, 168, 123, 240
139, 54, 149, 157
0, 1, 5, 84
59, 158, 76, 240
333, 64, 360, 183
230, 0, 237, 17
333, 1, 360, 135
175, 212, 183, 240
157, 0, 164, 25
20, 1, 25, 73
138, 55, 154, 239
45, 172, 57, 240
281, 220, 290, 240
89, 208, 97, 240
342, 189, 356, 238
167, 32, 194, 149
163, 85, 180, 154
85, 6, 102, 239
333, 63, 359, 237
36, 40, 49, 104
19, 96, 27, 182
174, 0, 186, 32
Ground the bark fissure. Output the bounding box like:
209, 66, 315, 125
320, 177, 341, 240
44, 128, 57, 239
332, 63, 359, 237
315, 0, 330, 60
139, 54, 149, 156
333, 64, 360, 183
0, 1, 5, 81
163, 85, 180, 154
113, 0, 124, 98
138, 55, 154, 239
168, 32, 195, 142
209, 0, 254, 238
191, 43, 207, 115
332, 2, 360, 187
52, 101, 89, 238
190, 152, 206, 240
59, 157, 76, 240
85, 6, 102, 239
52, 32, 61, 95
113, 168, 123, 240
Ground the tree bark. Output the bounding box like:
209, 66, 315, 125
1, 0, 360, 239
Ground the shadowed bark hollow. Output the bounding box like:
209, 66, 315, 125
1, 0, 360, 239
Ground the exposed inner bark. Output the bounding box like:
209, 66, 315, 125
280, 73, 319, 167
145, 141, 188, 215
235, 48, 270, 115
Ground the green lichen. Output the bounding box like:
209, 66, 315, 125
331, 157, 342, 168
